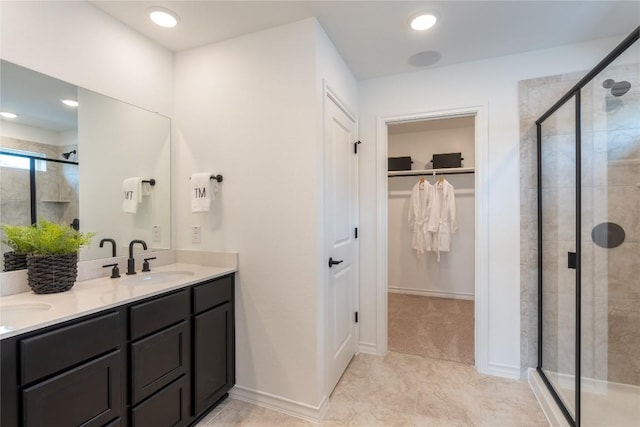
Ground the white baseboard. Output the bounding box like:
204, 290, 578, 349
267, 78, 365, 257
486, 362, 521, 380
388, 286, 474, 301
528, 368, 570, 427
358, 341, 378, 355
229, 385, 328, 423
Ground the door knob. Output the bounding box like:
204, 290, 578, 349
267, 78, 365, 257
328, 257, 344, 268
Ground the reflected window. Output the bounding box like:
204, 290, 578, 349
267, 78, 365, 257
0, 148, 46, 171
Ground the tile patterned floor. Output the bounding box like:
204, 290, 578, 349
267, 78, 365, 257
197, 352, 549, 426
388, 293, 475, 365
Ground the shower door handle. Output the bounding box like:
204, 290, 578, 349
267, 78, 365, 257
567, 252, 576, 269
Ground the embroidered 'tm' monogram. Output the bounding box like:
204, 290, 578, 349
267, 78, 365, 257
194, 187, 206, 198
124, 190, 134, 200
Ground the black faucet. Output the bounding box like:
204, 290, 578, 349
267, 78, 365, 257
126, 240, 148, 275
99, 238, 117, 257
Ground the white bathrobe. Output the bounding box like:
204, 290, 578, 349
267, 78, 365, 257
408, 179, 434, 255
427, 178, 458, 260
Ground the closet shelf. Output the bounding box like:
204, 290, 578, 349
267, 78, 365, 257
388, 167, 475, 177
41, 200, 71, 203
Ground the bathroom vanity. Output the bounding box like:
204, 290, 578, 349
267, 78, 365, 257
0, 264, 235, 427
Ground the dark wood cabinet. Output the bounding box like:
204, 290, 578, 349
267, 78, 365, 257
22, 351, 122, 427
191, 277, 235, 420
131, 376, 189, 427
131, 321, 190, 404
0, 273, 234, 427
193, 302, 234, 415
1, 309, 125, 427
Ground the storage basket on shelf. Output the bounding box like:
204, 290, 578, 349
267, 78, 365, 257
431, 152, 463, 169
388, 156, 413, 171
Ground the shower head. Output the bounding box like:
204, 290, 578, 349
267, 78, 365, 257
603, 79, 631, 97
62, 150, 76, 159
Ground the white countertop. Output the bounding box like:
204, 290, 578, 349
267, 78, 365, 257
0, 263, 236, 340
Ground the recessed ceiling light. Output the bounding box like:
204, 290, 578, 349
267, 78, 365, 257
149, 7, 179, 28
0, 112, 18, 119
411, 14, 438, 31
61, 99, 79, 107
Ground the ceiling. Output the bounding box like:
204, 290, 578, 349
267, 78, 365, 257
91, 1, 640, 80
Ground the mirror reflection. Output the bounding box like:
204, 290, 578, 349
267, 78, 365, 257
0, 60, 171, 269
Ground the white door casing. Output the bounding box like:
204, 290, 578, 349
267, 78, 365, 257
324, 89, 358, 396
375, 105, 490, 374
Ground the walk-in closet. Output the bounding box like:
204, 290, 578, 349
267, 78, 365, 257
387, 116, 476, 364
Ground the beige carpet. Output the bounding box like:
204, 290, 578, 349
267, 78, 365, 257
388, 292, 475, 365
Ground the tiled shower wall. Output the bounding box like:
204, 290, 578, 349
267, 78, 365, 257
0, 137, 79, 256
520, 62, 640, 385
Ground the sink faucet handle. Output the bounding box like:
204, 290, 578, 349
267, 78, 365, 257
142, 257, 157, 272
102, 263, 121, 279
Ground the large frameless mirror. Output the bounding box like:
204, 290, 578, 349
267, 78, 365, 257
0, 60, 171, 268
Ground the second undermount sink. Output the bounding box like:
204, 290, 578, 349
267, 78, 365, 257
120, 270, 195, 285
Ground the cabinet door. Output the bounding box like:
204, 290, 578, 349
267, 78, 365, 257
22, 350, 122, 427
193, 301, 234, 416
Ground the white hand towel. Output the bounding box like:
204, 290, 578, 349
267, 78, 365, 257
122, 177, 142, 213
191, 173, 213, 212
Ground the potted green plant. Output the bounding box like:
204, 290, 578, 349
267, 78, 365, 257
1, 223, 35, 271
2, 221, 94, 294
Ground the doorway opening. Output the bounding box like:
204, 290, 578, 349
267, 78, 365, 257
375, 105, 489, 373
387, 116, 475, 364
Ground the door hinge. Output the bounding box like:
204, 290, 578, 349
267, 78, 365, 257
354, 227, 358, 239
355, 312, 359, 323
354, 140, 362, 154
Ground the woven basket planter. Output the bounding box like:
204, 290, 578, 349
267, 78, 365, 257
26, 253, 78, 294
3, 251, 28, 272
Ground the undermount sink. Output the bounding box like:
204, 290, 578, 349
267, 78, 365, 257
0, 302, 53, 324
120, 270, 195, 285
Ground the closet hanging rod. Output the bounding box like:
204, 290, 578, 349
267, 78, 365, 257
388, 167, 475, 177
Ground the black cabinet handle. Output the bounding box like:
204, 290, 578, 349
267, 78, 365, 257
328, 257, 344, 268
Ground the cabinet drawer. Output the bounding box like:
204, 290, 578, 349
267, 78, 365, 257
130, 290, 189, 340
131, 321, 189, 404
22, 350, 122, 427
131, 376, 188, 427
193, 275, 233, 314
20, 311, 120, 385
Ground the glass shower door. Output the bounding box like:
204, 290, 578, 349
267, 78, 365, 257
579, 35, 640, 427
539, 95, 578, 419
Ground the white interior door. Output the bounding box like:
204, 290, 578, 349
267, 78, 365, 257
324, 92, 358, 395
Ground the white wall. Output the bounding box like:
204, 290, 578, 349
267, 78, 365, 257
0, 1, 173, 116
174, 18, 356, 413
388, 124, 475, 299
358, 36, 625, 375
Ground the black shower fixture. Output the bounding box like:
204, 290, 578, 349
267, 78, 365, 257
602, 78, 631, 97
61, 150, 76, 159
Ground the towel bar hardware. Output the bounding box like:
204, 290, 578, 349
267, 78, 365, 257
142, 179, 156, 186
189, 174, 224, 183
